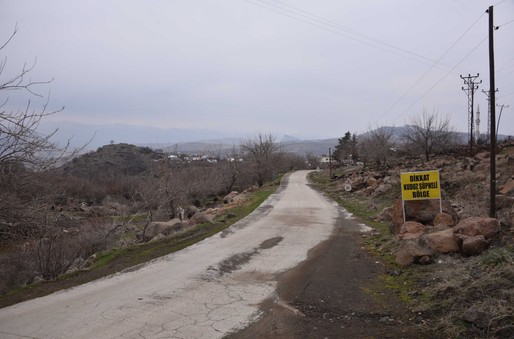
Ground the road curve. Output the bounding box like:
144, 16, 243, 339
0, 170, 341, 339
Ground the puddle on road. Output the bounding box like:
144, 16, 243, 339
259, 236, 283, 249
208, 236, 284, 276
219, 251, 256, 274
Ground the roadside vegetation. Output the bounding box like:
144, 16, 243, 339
2, 26, 513, 337
2, 29, 304, 307
310, 134, 514, 339
0, 184, 277, 308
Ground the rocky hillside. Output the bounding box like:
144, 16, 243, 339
59, 143, 163, 178
314, 140, 514, 338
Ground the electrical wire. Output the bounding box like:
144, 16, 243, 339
497, 57, 514, 73
241, 0, 469, 73
498, 91, 514, 99
376, 12, 486, 122
497, 67, 514, 80
252, 0, 453, 69
494, 0, 509, 7
498, 18, 514, 27
240, 0, 507, 126
391, 36, 488, 123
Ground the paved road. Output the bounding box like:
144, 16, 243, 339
0, 170, 341, 339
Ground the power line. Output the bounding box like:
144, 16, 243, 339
497, 56, 514, 72
498, 91, 514, 99
376, 12, 486, 122
241, 0, 469, 73
497, 18, 514, 27
389, 36, 488, 123
494, 0, 509, 7
253, 0, 457, 69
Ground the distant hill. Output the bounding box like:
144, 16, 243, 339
151, 138, 338, 157
59, 143, 162, 178
38, 121, 241, 149
40, 121, 512, 158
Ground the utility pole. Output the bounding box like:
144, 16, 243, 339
496, 104, 509, 140
482, 88, 498, 140
461, 74, 481, 154
487, 5, 498, 218
328, 147, 332, 180
476, 104, 481, 143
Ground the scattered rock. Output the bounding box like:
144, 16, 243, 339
434, 212, 456, 227
453, 217, 500, 239
391, 199, 458, 234
189, 212, 213, 225
419, 228, 461, 254
186, 205, 200, 219
457, 234, 489, 256
399, 221, 425, 240
223, 191, 239, 204
396, 240, 433, 267
231, 193, 247, 204
372, 183, 392, 196
144, 218, 182, 241
499, 179, 514, 196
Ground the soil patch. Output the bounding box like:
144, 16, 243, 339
228, 217, 434, 338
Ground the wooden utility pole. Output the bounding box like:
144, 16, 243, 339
488, 5, 497, 218
328, 147, 332, 179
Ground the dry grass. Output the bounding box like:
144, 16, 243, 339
311, 141, 514, 338
408, 247, 514, 338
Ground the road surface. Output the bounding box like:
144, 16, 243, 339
0, 170, 346, 338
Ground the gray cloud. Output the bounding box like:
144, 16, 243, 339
1, 0, 513, 139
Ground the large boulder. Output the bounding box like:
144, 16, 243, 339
457, 234, 489, 256
144, 218, 182, 241
223, 191, 239, 204
186, 205, 200, 219
453, 217, 500, 239
396, 240, 434, 267
399, 221, 425, 240
372, 183, 392, 196
391, 199, 459, 234
189, 212, 213, 225
434, 212, 456, 228
419, 228, 461, 254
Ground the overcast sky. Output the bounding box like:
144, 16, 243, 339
1, 0, 514, 140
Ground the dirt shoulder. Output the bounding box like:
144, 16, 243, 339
228, 216, 433, 338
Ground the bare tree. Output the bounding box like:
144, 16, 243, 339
0, 27, 77, 244
241, 133, 281, 187
359, 126, 395, 167
401, 109, 457, 161
1, 27, 69, 172
216, 145, 244, 193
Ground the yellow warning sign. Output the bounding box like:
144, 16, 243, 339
400, 170, 441, 201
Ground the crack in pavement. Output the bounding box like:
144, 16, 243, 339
0, 171, 338, 338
